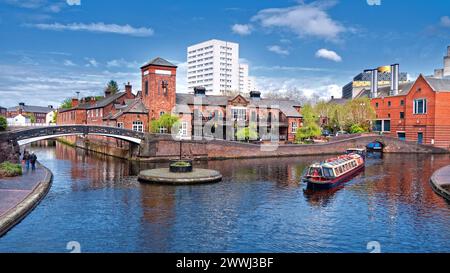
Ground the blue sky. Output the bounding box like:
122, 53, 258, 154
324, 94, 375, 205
0, 0, 450, 107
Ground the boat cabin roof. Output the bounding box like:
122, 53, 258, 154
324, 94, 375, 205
347, 148, 365, 152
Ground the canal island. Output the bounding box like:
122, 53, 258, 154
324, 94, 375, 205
0, 0, 449, 255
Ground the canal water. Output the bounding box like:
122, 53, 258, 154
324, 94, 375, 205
0, 142, 449, 253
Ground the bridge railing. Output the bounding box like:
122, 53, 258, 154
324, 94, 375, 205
8, 125, 146, 142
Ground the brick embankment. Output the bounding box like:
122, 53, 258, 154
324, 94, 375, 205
139, 134, 449, 161
430, 166, 450, 201
55, 134, 450, 162
0, 162, 53, 237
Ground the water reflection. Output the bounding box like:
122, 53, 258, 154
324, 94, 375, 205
0, 141, 448, 253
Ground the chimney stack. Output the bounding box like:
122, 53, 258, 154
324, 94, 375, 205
90, 97, 96, 106
370, 69, 378, 98
250, 91, 261, 99
390, 64, 399, 96
71, 98, 79, 108
125, 82, 132, 96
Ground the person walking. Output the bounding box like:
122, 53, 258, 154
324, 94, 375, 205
23, 150, 30, 170
30, 152, 37, 171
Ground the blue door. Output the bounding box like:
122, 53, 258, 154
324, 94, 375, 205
417, 133, 423, 144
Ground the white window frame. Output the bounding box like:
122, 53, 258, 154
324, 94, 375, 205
132, 121, 143, 132
231, 107, 246, 121
179, 121, 188, 137
159, 127, 168, 134
291, 122, 298, 133
413, 98, 427, 115
117, 122, 124, 128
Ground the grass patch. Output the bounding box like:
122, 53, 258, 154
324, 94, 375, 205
0, 161, 22, 178
170, 161, 192, 167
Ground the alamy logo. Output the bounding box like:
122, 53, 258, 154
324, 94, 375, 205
367, 0, 381, 5
367, 241, 381, 253
66, 241, 81, 253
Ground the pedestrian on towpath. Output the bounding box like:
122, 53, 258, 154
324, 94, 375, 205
22, 150, 30, 170
30, 152, 37, 171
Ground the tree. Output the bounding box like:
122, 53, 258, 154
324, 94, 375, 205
60, 98, 73, 109
236, 126, 258, 142
295, 104, 321, 143
105, 80, 120, 95
350, 124, 366, 134
345, 98, 376, 132
24, 114, 36, 124
328, 103, 347, 132
150, 114, 180, 134
0, 116, 7, 131
52, 112, 57, 124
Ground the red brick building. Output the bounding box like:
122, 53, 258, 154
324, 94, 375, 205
7, 103, 54, 124
57, 83, 139, 129
57, 57, 303, 143
359, 74, 450, 149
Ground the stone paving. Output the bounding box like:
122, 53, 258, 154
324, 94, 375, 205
138, 168, 222, 185
0, 164, 47, 218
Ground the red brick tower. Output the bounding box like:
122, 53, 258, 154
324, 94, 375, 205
140, 57, 177, 120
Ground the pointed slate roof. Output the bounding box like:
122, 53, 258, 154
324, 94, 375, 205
175, 93, 302, 118
423, 76, 450, 92
106, 98, 148, 120
141, 57, 177, 69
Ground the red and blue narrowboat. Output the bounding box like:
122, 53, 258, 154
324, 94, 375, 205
302, 153, 365, 190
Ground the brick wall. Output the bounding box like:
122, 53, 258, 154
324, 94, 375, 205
371, 75, 450, 149
141, 65, 177, 120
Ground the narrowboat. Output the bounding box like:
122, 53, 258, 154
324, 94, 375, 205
302, 153, 365, 190
345, 148, 366, 158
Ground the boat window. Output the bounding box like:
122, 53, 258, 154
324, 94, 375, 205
323, 167, 334, 177
309, 167, 322, 176
338, 166, 343, 173
334, 168, 339, 175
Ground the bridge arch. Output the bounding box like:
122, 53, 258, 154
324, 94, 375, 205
8, 125, 145, 146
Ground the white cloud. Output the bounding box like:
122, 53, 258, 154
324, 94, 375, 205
315, 48, 342, 62
440, 16, 450, 27
253, 65, 331, 72
251, 1, 346, 41
85, 58, 98, 67
66, 0, 81, 6
171, 60, 188, 93
0, 63, 141, 108
63, 59, 76, 66
4, 0, 45, 9
255, 75, 343, 102
267, 45, 290, 56
106, 59, 139, 69
27, 22, 154, 37
46, 4, 62, 13
231, 24, 253, 36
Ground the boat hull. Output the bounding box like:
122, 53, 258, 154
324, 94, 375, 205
306, 164, 365, 190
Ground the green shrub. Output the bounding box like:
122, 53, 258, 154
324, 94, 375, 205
0, 116, 7, 131
350, 124, 366, 134
170, 161, 192, 167
0, 161, 22, 177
